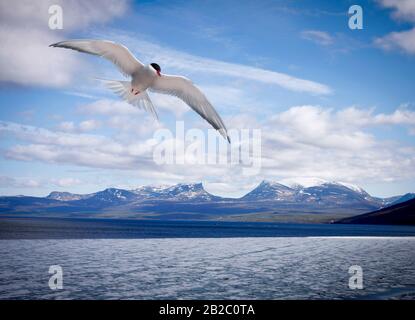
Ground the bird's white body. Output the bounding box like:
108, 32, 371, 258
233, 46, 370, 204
131, 65, 158, 92
50, 39, 230, 142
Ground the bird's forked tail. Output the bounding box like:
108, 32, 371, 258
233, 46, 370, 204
96, 79, 158, 119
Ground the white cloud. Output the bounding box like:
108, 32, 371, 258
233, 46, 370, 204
81, 95, 191, 118
150, 94, 190, 117
258, 105, 415, 185
373, 108, 415, 125
0, 0, 128, 87
57, 120, 101, 132
375, 28, 415, 55
79, 99, 145, 116
78, 99, 162, 136
377, 0, 415, 22
268, 105, 375, 150
57, 121, 76, 132
0, 27, 79, 87
301, 30, 334, 46
0, 120, 156, 170
0, 0, 128, 29
9, 123, 104, 147
106, 115, 161, 137
79, 119, 101, 131
0, 175, 82, 191
51, 177, 82, 187
375, 1, 415, 55
1, 104, 415, 191
63, 91, 101, 100
0, 176, 41, 188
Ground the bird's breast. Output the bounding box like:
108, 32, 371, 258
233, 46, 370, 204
131, 67, 157, 91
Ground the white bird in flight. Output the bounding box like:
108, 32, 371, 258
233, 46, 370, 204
50, 39, 230, 143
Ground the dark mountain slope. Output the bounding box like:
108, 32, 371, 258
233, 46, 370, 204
337, 198, 415, 225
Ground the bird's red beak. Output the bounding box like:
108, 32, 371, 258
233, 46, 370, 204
157, 70, 161, 77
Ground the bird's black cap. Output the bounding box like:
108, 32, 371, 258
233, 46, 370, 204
150, 63, 161, 72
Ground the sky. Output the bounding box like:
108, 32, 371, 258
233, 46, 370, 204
0, 0, 415, 198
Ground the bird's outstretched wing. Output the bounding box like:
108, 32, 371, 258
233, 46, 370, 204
50, 39, 143, 77
150, 75, 230, 143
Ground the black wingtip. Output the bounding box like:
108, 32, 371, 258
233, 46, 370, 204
49, 42, 62, 48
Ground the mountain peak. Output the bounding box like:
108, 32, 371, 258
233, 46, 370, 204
177, 182, 204, 189
389, 193, 415, 206
91, 188, 137, 202
240, 178, 373, 204
47, 191, 88, 201
260, 180, 288, 187
333, 182, 366, 194
130, 182, 214, 201
277, 178, 368, 194
278, 177, 328, 189
162, 182, 214, 201
242, 180, 295, 200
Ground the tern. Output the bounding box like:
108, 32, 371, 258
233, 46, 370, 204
50, 39, 230, 143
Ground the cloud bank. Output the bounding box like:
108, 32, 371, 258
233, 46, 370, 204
1, 103, 414, 192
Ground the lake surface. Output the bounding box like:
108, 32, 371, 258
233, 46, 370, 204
1, 217, 415, 239
1, 218, 415, 300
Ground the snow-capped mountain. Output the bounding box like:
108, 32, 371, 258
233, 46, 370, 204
294, 182, 375, 206
241, 179, 379, 209
241, 180, 296, 201
86, 188, 138, 203
45, 183, 219, 206
158, 183, 219, 201
279, 178, 367, 195
0, 180, 412, 220
279, 177, 329, 189
47, 188, 138, 203
47, 191, 91, 201
42, 180, 379, 205
335, 182, 367, 194
130, 185, 171, 199
131, 183, 219, 201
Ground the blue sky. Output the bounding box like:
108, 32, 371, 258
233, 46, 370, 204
1, 0, 415, 197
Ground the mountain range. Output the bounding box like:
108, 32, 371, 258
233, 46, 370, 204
0, 180, 414, 223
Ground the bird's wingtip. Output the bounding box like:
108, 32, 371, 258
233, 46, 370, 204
218, 129, 230, 144
49, 41, 64, 48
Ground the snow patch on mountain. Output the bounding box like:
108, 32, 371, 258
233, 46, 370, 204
336, 182, 366, 194
279, 177, 328, 189
277, 178, 368, 194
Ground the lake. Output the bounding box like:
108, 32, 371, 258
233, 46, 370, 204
1, 217, 415, 299
1, 217, 415, 239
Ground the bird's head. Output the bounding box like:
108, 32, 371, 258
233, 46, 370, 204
150, 63, 161, 76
